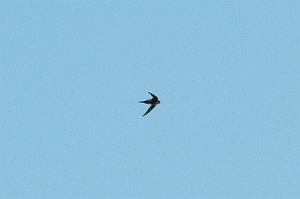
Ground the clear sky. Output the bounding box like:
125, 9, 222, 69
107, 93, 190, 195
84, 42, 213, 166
0, 1, 299, 198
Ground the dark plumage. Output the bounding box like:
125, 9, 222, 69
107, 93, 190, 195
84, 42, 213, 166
139, 92, 160, 116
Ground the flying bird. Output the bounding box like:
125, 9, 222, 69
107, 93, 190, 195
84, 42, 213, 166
139, 92, 160, 116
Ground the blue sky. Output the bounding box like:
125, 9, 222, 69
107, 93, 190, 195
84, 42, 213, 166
0, 0, 299, 198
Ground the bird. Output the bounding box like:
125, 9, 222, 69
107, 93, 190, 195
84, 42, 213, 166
139, 92, 160, 116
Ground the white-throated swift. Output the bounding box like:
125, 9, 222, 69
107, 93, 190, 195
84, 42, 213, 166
139, 92, 160, 116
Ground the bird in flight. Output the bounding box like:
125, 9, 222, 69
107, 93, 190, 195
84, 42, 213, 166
139, 92, 160, 116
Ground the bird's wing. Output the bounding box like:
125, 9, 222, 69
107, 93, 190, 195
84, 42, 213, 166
143, 105, 156, 116
148, 92, 158, 100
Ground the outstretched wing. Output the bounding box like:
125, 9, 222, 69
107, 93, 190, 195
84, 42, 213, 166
148, 92, 158, 100
143, 105, 156, 116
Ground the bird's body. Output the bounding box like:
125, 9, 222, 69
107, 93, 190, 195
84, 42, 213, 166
139, 92, 160, 116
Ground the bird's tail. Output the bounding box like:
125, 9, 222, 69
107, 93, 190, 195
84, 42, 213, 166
139, 101, 146, 103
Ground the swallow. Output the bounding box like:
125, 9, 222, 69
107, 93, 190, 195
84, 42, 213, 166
139, 92, 161, 116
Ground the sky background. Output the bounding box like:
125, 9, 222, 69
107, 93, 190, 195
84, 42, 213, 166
0, 0, 299, 198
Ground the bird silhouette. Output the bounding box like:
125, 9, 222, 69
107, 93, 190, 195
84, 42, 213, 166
139, 92, 160, 116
